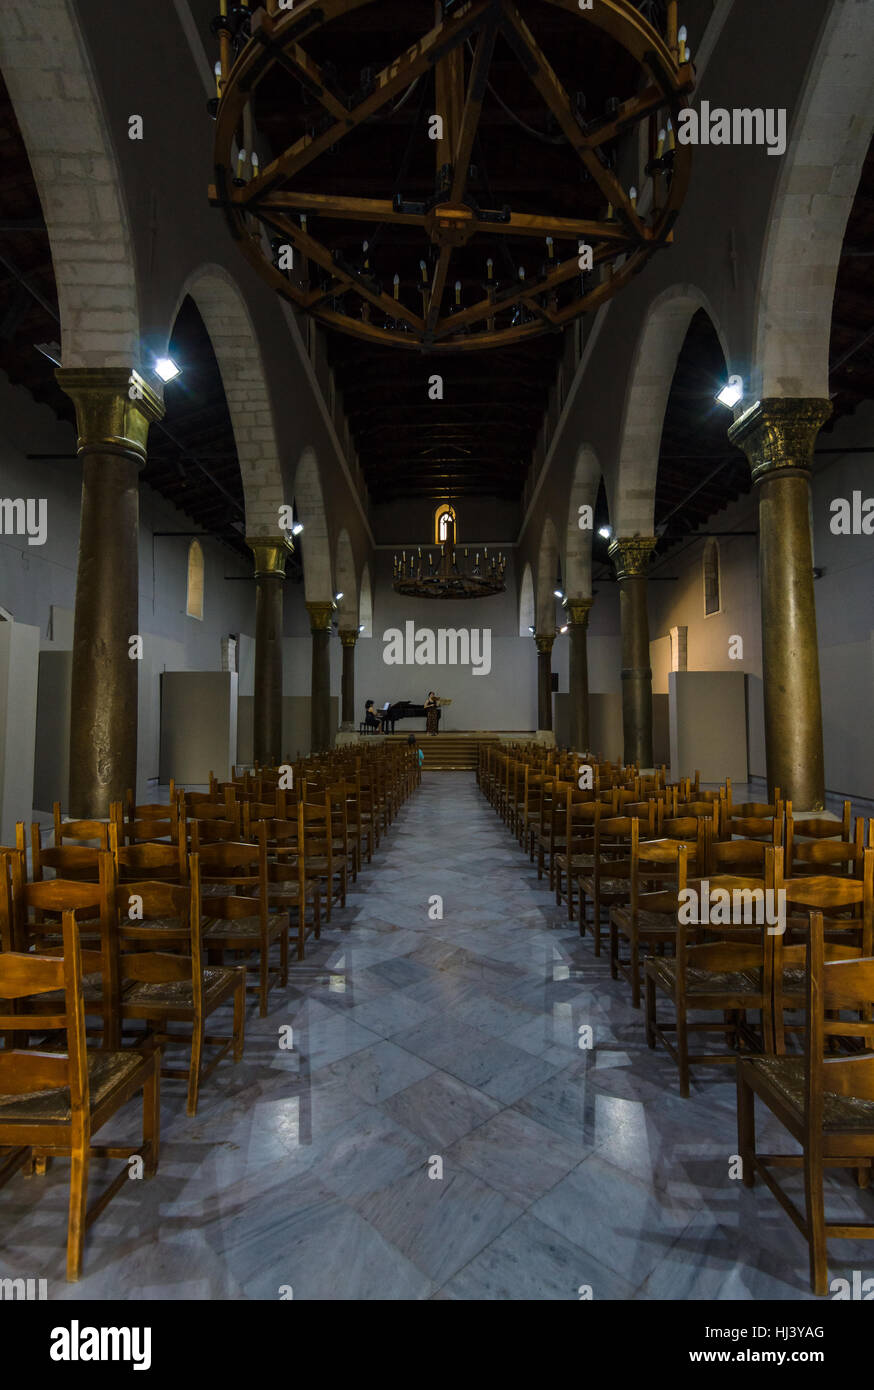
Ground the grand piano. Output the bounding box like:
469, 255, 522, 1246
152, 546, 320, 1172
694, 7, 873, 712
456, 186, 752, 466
381, 700, 440, 734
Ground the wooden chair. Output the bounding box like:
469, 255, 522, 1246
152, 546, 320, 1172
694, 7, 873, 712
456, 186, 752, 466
0, 910, 160, 1281
579, 806, 659, 956
117, 865, 245, 1116
51, 806, 112, 850
193, 834, 288, 1017
554, 793, 599, 921
255, 815, 320, 961
609, 832, 691, 1010
4, 850, 120, 1049
645, 850, 780, 1096
737, 911, 874, 1295
785, 807, 864, 879
110, 820, 187, 884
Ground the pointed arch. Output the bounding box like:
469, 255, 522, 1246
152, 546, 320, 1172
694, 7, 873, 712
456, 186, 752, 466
359, 564, 373, 638
0, 0, 140, 366
565, 445, 600, 599
171, 266, 285, 540
293, 446, 333, 602
536, 517, 561, 633
334, 529, 358, 628
519, 563, 535, 637
754, 0, 874, 398
612, 285, 730, 536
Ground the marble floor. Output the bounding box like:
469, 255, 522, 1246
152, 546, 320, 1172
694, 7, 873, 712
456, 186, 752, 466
4, 772, 873, 1301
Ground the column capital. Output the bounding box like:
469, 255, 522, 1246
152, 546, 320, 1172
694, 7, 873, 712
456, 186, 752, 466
534, 632, 555, 655
566, 597, 594, 627
248, 537, 293, 578
55, 367, 164, 466
608, 536, 657, 580
306, 601, 335, 632
727, 397, 832, 484
338, 628, 360, 648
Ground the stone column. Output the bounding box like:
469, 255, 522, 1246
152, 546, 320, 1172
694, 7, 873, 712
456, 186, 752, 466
306, 601, 335, 752
338, 628, 359, 731
728, 398, 831, 810
567, 598, 594, 752
535, 632, 555, 732
609, 536, 657, 768
248, 539, 291, 767
56, 368, 163, 818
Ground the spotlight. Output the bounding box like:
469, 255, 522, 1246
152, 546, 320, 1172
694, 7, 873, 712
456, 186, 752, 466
334, 592, 344, 602
559, 625, 568, 634
291, 522, 304, 536
716, 375, 744, 409
554, 588, 565, 599
528, 625, 535, 634
155, 357, 181, 382
598, 525, 613, 540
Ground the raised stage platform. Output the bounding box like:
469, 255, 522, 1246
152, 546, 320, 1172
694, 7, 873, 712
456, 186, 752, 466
383, 731, 534, 771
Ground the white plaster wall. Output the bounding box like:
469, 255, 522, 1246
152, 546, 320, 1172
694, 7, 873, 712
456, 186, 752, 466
0, 371, 256, 805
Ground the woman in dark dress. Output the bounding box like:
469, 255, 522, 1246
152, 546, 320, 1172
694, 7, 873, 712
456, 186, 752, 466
424, 691, 440, 736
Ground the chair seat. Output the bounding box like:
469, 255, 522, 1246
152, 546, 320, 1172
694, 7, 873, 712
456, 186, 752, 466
582, 877, 629, 897
122, 966, 236, 1010
120, 917, 190, 936
0, 1051, 145, 1123
612, 906, 678, 936
647, 957, 762, 997
27, 971, 104, 1008
745, 1056, 874, 1132
203, 914, 285, 942
554, 853, 594, 871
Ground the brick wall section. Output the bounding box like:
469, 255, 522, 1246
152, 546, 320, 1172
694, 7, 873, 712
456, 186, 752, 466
756, 0, 874, 399
186, 267, 285, 540
0, 0, 140, 367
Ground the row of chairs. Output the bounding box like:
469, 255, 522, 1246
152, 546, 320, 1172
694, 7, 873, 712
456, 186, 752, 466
478, 743, 874, 1296
0, 741, 421, 1281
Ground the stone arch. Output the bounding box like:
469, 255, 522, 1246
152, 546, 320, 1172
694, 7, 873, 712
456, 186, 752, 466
565, 445, 600, 598
519, 563, 535, 637
334, 529, 358, 628
754, 0, 874, 398
536, 517, 561, 633
292, 446, 333, 602
170, 265, 285, 540
612, 285, 731, 536
0, 0, 140, 366
359, 564, 373, 638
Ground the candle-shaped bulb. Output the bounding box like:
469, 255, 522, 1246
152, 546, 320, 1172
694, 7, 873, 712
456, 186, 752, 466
546, 236, 554, 259
606, 202, 614, 219
362, 240, 369, 268
667, 117, 675, 150
657, 127, 666, 158
301, 214, 307, 231
236, 150, 247, 180
454, 280, 462, 305
214, 61, 222, 98
486, 257, 494, 281
393, 273, 400, 300
518, 266, 526, 280
419, 259, 428, 283
629, 185, 638, 209
250, 152, 259, 179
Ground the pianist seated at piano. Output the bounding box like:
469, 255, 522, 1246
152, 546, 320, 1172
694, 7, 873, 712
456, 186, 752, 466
364, 699, 383, 731
378, 696, 441, 734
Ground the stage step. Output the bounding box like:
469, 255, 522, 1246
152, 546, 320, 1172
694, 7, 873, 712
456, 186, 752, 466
385, 732, 503, 771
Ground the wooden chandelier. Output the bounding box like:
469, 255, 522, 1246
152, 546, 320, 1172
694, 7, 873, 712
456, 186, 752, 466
209, 0, 695, 352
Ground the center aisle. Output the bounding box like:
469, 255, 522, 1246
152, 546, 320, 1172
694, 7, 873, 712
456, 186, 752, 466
190, 771, 827, 1300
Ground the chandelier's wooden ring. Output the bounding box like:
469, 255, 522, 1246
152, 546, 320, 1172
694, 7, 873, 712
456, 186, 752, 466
209, 0, 695, 352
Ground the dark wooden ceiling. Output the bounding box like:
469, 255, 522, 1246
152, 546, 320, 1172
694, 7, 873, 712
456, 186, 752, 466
0, 14, 871, 562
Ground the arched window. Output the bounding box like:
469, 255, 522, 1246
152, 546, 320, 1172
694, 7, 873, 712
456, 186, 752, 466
186, 539, 204, 620
703, 539, 721, 617
434, 504, 457, 544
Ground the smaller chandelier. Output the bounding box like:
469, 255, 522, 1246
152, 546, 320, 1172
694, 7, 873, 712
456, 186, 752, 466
393, 517, 506, 600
